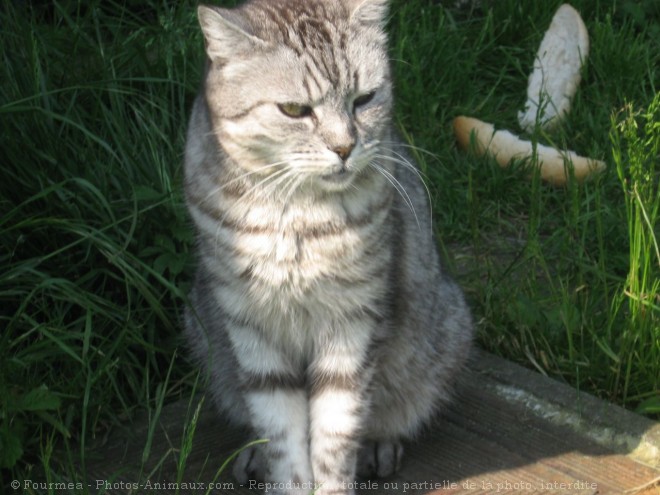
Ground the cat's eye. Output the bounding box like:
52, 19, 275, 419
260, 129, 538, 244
353, 91, 376, 111
277, 102, 313, 119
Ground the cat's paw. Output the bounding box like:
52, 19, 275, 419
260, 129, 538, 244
233, 444, 267, 485
356, 440, 403, 478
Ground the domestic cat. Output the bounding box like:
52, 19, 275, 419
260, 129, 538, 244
183, 0, 474, 493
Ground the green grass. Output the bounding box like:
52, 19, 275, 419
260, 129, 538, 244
388, 0, 659, 410
1, 0, 658, 490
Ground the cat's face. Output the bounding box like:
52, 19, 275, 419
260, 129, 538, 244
199, 0, 392, 193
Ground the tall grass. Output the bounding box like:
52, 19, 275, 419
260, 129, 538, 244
610, 94, 660, 413
390, 0, 658, 411
1, 0, 199, 481
1, 0, 659, 489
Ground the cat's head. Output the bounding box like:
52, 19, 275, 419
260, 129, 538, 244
198, 0, 392, 193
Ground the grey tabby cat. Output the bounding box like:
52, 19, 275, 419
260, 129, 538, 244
183, 0, 473, 493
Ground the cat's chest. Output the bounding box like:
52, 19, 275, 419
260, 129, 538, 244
233, 200, 376, 283
209, 189, 387, 286
196, 191, 393, 341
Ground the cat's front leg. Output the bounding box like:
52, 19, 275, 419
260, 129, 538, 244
243, 388, 314, 495
308, 328, 373, 495
309, 387, 362, 495
229, 326, 313, 495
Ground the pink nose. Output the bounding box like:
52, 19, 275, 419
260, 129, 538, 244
332, 144, 354, 162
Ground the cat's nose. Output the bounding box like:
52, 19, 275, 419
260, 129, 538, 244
332, 143, 354, 162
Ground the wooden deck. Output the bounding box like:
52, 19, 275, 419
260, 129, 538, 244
85, 350, 660, 495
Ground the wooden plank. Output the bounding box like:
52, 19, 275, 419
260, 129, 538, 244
83, 350, 660, 494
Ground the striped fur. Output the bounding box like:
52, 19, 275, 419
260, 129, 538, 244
183, 1, 473, 494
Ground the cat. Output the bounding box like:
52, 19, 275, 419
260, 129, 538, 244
182, 0, 474, 494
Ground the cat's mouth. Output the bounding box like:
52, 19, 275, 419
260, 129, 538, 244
323, 166, 350, 180
321, 166, 355, 188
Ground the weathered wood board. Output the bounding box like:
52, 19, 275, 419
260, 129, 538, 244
84, 350, 660, 494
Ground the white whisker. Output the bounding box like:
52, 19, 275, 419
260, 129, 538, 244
374, 151, 434, 227
381, 140, 441, 161
219, 160, 290, 191
369, 161, 421, 230
279, 173, 307, 208
383, 147, 432, 182
197, 160, 291, 209
243, 166, 292, 201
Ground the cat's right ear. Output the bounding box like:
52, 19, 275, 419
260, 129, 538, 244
197, 5, 266, 61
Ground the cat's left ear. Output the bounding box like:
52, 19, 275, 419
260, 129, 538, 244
198, 4, 267, 61
347, 0, 389, 28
